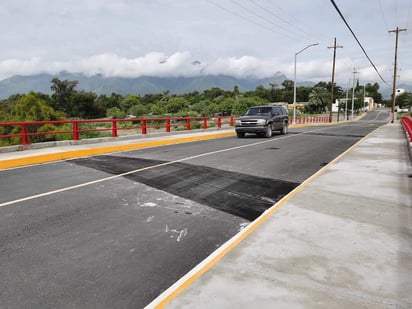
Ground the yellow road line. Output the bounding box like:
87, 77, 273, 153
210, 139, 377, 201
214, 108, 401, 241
0, 132, 235, 169
1, 119, 352, 170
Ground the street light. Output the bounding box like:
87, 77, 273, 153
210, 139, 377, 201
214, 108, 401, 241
293, 43, 319, 125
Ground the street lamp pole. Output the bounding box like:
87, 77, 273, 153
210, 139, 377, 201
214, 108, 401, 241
293, 43, 319, 125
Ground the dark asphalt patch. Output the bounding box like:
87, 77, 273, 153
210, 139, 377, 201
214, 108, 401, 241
73, 155, 300, 221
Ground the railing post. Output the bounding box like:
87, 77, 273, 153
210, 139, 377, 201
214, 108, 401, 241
203, 117, 208, 129
72, 121, 80, 140
20, 124, 29, 145
186, 118, 191, 131
166, 119, 171, 133
230, 116, 234, 127
217, 116, 222, 128
112, 120, 118, 137
142, 119, 147, 135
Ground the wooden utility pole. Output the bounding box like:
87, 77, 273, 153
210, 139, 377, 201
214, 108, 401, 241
328, 38, 343, 122
388, 27, 406, 123
351, 68, 359, 120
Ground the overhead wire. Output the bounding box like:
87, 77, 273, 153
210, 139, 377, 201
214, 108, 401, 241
207, 0, 321, 44
329, 0, 389, 86
245, 0, 329, 45
377, 0, 389, 29
207, 0, 293, 38
229, 0, 310, 42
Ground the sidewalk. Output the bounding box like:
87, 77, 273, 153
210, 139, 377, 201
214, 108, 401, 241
148, 123, 412, 309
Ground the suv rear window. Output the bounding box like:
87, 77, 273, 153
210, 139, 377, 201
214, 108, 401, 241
246, 107, 272, 116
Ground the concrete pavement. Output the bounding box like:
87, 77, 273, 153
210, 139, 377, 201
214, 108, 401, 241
148, 122, 412, 309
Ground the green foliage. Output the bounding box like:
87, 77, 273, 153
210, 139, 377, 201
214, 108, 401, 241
307, 87, 330, 113
396, 92, 412, 109
365, 82, 383, 103
0, 77, 389, 146
120, 95, 142, 111
232, 97, 266, 115
128, 104, 148, 117
166, 97, 188, 114
50, 78, 78, 116
151, 102, 167, 115
175, 110, 199, 117
11, 92, 64, 121
106, 107, 126, 119
71, 91, 101, 119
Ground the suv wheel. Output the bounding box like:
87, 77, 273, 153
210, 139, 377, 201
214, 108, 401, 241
237, 132, 245, 138
265, 125, 272, 138
280, 122, 288, 135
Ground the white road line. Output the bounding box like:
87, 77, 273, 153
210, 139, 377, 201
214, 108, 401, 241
0, 127, 331, 208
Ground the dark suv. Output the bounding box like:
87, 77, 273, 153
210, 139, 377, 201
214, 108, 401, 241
235, 105, 289, 138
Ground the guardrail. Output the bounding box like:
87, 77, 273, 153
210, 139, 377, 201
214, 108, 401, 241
294, 116, 330, 124
401, 116, 412, 142
0, 116, 235, 146
0, 115, 331, 146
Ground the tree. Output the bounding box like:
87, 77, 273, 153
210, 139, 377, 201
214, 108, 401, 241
396, 92, 412, 109
50, 78, 78, 116
12, 92, 63, 121
365, 82, 383, 103
106, 107, 126, 119
128, 104, 148, 117
166, 97, 188, 114
191, 99, 212, 116
232, 97, 266, 115
253, 85, 270, 100
120, 95, 142, 112
307, 87, 329, 113
9, 92, 65, 143
70, 91, 100, 119
203, 87, 225, 100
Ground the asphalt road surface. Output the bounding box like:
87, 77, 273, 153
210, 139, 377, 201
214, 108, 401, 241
0, 111, 389, 308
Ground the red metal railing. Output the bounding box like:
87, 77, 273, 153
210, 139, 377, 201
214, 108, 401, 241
0, 116, 235, 146
294, 116, 330, 124
0, 115, 332, 146
401, 116, 412, 142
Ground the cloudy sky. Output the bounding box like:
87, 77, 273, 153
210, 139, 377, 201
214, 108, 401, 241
0, 0, 411, 87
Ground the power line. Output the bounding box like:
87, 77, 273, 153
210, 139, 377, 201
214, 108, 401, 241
245, 0, 328, 44
207, 0, 320, 43
406, 0, 412, 29
207, 0, 281, 36
377, 0, 389, 29
229, 0, 309, 42
330, 0, 389, 86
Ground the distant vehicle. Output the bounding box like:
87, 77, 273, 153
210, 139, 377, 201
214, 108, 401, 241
235, 105, 289, 138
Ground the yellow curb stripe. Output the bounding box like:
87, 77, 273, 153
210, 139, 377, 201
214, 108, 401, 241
151, 123, 380, 309
0, 120, 350, 170
0, 131, 235, 169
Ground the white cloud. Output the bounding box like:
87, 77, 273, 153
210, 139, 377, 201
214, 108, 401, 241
0, 58, 44, 78
0, 51, 403, 87
0, 52, 287, 80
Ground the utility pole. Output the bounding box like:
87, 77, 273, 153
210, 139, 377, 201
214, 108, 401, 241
345, 78, 350, 120
388, 27, 407, 123
328, 38, 343, 122
351, 68, 359, 120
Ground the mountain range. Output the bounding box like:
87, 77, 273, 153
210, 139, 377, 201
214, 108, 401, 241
0, 71, 288, 99
0, 71, 409, 100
